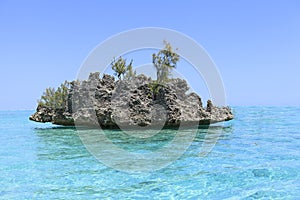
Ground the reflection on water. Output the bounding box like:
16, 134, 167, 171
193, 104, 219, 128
34, 124, 233, 161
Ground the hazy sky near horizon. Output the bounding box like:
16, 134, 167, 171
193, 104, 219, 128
1, 0, 300, 110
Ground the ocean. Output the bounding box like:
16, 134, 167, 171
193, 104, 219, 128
0, 107, 299, 199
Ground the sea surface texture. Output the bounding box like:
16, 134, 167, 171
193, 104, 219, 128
0, 107, 299, 199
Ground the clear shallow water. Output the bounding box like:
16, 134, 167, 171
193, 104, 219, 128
0, 107, 299, 199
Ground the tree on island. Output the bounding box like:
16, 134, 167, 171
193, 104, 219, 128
152, 40, 180, 84
124, 60, 136, 80
111, 41, 179, 82
149, 41, 180, 96
37, 81, 69, 109
111, 56, 134, 80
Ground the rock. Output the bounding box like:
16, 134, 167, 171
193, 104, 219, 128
52, 108, 74, 126
29, 73, 234, 128
29, 105, 53, 123
206, 100, 213, 112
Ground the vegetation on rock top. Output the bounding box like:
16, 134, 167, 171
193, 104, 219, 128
37, 41, 180, 108
37, 81, 70, 109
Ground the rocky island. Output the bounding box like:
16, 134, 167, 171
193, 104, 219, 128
29, 42, 233, 128
29, 72, 233, 128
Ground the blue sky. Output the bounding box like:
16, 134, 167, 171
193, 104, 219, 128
0, 0, 299, 110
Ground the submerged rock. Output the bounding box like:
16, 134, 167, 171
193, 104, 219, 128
29, 73, 233, 128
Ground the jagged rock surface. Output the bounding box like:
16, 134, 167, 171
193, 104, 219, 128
29, 73, 233, 128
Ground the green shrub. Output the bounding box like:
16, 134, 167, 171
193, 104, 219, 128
38, 81, 70, 109
124, 60, 136, 80
152, 41, 180, 84
111, 57, 134, 80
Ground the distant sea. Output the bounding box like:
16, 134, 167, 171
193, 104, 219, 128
0, 107, 299, 199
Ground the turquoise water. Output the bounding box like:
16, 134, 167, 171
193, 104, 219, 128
0, 107, 299, 199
